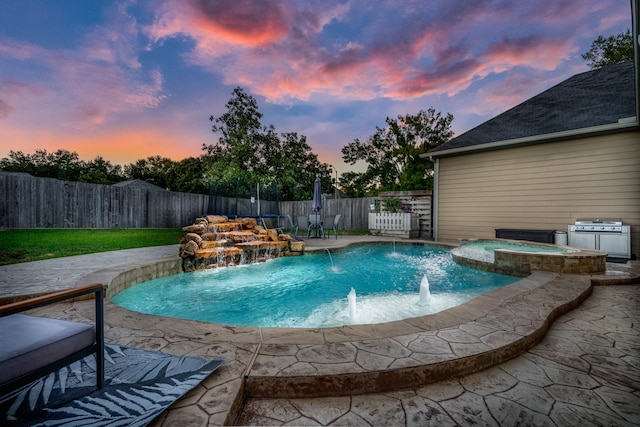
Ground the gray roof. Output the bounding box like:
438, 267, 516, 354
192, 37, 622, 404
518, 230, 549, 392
430, 61, 636, 153
112, 179, 165, 191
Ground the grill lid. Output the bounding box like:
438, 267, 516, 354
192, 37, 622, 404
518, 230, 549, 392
573, 218, 623, 232
575, 219, 622, 226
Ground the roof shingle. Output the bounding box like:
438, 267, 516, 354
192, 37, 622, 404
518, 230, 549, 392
430, 61, 636, 153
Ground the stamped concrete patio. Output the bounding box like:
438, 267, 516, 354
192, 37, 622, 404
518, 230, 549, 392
0, 236, 638, 426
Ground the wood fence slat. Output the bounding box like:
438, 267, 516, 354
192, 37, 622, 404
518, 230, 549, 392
0, 172, 431, 234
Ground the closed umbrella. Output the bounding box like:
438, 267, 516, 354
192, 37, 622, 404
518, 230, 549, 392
310, 177, 324, 237
312, 177, 322, 212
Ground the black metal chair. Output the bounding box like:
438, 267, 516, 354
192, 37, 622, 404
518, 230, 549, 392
0, 283, 105, 396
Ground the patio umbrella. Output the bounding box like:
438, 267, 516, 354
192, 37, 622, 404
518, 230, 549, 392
312, 176, 322, 212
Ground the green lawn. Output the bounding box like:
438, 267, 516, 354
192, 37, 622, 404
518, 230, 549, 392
0, 229, 183, 266
0, 227, 370, 266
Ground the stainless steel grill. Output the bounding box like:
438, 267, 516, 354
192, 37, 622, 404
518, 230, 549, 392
568, 218, 630, 259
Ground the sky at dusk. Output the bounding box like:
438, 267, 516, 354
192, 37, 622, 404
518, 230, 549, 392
0, 0, 632, 174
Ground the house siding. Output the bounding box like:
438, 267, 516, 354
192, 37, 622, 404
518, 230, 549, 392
436, 130, 640, 258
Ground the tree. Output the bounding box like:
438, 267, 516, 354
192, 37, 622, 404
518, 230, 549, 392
341, 108, 453, 195
124, 155, 176, 189
0, 149, 126, 184
582, 29, 633, 69
204, 87, 331, 201
166, 156, 210, 194
339, 171, 370, 198
273, 132, 331, 200
0, 150, 39, 176
205, 87, 267, 173
79, 156, 123, 185
204, 87, 271, 197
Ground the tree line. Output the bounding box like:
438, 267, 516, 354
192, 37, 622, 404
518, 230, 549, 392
0, 149, 212, 194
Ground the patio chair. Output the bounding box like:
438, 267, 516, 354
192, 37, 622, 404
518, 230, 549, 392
261, 217, 284, 234
324, 215, 335, 238
308, 214, 325, 238
295, 215, 309, 237
0, 283, 105, 396
325, 214, 341, 239
285, 214, 295, 231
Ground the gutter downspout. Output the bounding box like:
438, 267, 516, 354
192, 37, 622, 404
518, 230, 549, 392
430, 156, 439, 241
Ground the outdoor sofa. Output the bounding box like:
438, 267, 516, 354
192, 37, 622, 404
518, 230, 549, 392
0, 283, 105, 396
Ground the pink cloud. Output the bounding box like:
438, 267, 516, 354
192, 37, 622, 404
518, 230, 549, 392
188, 0, 290, 46
0, 79, 48, 115
465, 71, 552, 117
80, 2, 142, 69
146, 0, 364, 101
0, 33, 165, 129
0, 0, 166, 130
0, 37, 40, 60
483, 36, 573, 72
0, 100, 13, 118
145, 0, 295, 56
146, 0, 599, 106
383, 32, 576, 100
592, 4, 632, 31
526, 0, 625, 28
50, 59, 165, 128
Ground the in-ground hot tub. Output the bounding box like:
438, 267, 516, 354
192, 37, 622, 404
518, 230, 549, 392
451, 239, 606, 276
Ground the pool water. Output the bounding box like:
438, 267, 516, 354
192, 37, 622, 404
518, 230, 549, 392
112, 245, 519, 328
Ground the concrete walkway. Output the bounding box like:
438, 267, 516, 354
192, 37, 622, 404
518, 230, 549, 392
1, 237, 638, 426
0, 245, 180, 301
239, 284, 640, 426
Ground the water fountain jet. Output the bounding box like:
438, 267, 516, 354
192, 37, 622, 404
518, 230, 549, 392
348, 288, 357, 321
418, 274, 431, 306
326, 248, 334, 267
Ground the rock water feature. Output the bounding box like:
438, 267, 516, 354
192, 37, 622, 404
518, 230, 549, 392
178, 215, 304, 272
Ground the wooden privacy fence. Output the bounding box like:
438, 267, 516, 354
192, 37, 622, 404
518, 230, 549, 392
1, 172, 431, 234
0, 172, 208, 228
208, 194, 278, 219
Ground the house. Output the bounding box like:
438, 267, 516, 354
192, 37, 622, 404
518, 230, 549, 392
426, 61, 639, 259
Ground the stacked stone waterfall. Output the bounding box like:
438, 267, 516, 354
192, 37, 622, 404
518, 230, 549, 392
179, 215, 304, 272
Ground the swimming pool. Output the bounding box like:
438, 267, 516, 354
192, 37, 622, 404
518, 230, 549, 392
112, 244, 519, 328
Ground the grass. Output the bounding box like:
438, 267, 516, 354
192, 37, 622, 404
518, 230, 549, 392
0, 228, 370, 266
343, 229, 369, 236
0, 229, 183, 266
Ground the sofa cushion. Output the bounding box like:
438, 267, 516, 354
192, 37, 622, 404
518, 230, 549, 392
0, 314, 95, 384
